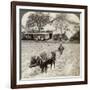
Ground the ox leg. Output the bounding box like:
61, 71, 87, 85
41, 67, 44, 73
40, 65, 44, 73
45, 65, 47, 73
54, 62, 55, 68
51, 63, 52, 69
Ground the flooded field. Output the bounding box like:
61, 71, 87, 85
21, 40, 80, 80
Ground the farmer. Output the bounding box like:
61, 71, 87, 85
58, 42, 64, 55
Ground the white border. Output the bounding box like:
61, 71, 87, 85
16, 6, 85, 85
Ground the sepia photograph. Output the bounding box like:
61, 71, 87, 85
20, 10, 80, 80
11, 1, 87, 88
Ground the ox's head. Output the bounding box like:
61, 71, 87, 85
51, 51, 56, 60
29, 56, 41, 68
29, 56, 38, 68
51, 51, 56, 57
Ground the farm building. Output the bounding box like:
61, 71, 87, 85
21, 30, 53, 40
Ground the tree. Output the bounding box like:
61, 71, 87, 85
53, 13, 68, 41
55, 13, 67, 34
26, 12, 50, 31
70, 30, 80, 42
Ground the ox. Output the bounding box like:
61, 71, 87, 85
29, 51, 56, 73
